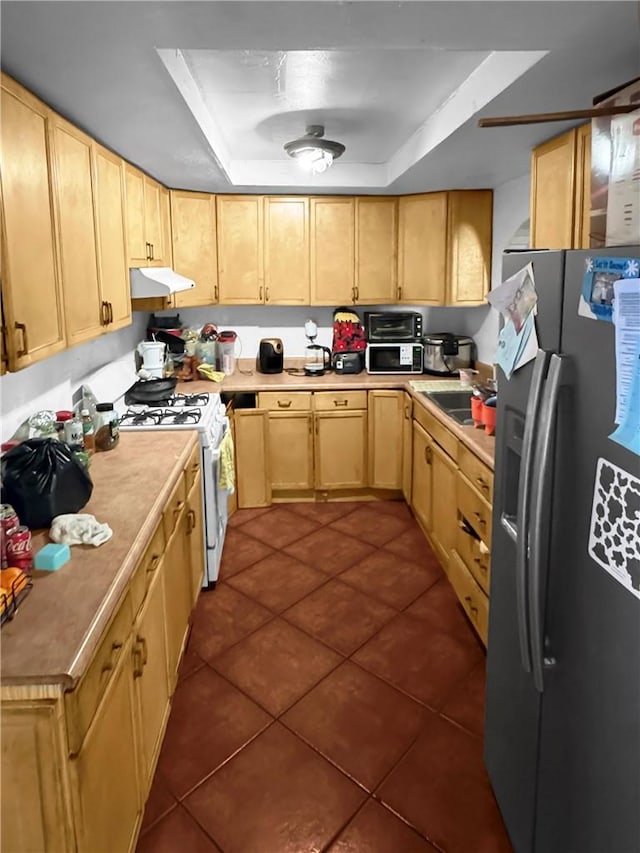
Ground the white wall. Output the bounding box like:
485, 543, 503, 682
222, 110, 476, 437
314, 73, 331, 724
470, 173, 531, 364
0, 314, 147, 441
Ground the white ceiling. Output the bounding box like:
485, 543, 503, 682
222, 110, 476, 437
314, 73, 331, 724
1, 2, 639, 194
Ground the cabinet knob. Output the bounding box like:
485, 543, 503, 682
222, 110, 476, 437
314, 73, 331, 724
425, 445, 433, 464
15, 322, 28, 356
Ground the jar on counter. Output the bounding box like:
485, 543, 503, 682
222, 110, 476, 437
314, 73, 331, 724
81, 409, 95, 453
64, 413, 84, 450
94, 403, 120, 451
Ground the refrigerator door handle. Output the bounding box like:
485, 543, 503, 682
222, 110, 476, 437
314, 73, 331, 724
529, 353, 568, 693
514, 348, 551, 674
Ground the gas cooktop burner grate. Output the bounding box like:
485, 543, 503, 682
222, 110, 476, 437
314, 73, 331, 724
166, 393, 210, 407
119, 407, 203, 427
158, 408, 202, 425
119, 408, 166, 427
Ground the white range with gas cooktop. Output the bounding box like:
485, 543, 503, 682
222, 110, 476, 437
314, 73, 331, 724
115, 390, 230, 587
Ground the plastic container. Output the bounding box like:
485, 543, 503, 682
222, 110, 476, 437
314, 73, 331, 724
216, 331, 237, 375
94, 403, 120, 451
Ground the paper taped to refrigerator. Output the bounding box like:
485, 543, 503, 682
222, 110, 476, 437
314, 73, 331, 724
490, 262, 539, 379
578, 256, 639, 322
588, 458, 640, 600
612, 277, 640, 424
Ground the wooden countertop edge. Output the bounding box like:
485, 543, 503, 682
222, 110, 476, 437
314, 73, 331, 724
1, 432, 199, 692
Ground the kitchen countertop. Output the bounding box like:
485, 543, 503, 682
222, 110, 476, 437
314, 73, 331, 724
1, 430, 198, 688
182, 360, 496, 470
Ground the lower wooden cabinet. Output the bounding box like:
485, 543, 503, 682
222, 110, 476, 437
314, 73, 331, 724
187, 469, 205, 601
268, 411, 314, 490
234, 409, 272, 508
0, 450, 202, 853
402, 393, 413, 503
315, 409, 368, 490
368, 390, 403, 490
411, 420, 433, 532
429, 440, 458, 570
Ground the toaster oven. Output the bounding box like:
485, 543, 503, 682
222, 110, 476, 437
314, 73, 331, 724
365, 311, 423, 343
365, 342, 423, 374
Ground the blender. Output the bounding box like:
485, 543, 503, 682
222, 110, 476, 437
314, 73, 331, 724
216, 330, 238, 375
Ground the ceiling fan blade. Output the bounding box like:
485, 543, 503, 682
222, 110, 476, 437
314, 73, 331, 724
478, 104, 638, 128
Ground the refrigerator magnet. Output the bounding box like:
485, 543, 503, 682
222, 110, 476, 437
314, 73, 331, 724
578, 256, 640, 322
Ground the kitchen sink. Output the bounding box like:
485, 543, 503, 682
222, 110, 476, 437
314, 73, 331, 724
422, 389, 473, 425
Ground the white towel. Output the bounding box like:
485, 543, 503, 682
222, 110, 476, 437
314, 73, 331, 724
50, 514, 113, 547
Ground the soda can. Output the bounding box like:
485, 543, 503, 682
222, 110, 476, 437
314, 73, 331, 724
6, 526, 33, 573
0, 504, 19, 570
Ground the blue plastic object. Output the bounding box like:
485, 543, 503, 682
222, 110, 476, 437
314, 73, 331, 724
34, 543, 70, 571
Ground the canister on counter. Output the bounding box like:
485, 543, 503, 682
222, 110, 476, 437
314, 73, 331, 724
94, 403, 120, 451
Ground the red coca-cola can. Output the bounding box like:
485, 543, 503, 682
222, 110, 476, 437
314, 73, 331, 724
0, 504, 19, 570
6, 526, 33, 573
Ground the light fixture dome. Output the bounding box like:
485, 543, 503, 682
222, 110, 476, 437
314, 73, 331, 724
284, 125, 345, 174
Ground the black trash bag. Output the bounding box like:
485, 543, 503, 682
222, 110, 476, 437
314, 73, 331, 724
1, 438, 93, 529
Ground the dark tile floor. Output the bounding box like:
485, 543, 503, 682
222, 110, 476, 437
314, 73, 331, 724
137, 501, 512, 853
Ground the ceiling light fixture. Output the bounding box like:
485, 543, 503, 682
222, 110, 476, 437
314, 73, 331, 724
284, 125, 345, 174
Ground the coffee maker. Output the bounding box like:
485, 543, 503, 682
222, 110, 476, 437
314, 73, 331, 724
304, 319, 331, 377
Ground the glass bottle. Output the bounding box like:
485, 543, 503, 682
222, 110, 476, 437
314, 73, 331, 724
81, 409, 95, 454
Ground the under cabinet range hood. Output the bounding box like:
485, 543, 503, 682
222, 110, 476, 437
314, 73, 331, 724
129, 267, 195, 298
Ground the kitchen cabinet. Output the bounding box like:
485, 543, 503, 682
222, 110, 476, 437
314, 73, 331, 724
264, 196, 310, 304
50, 116, 103, 347
411, 420, 433, 532
397, 193, 447, 304
310, 197, 355, 305
314, 392, 368, 491
368, 390, 403, 490
93, 144, 131, 331
258, 392, 314, 492
428, 440, 458, 571
355, 197, 397, 304
398, 190, 492, 306
0, 73, 66, 370
186, 468, 205, 600
124, 165, 169, 266
530, 124, 591, 251
71, 633, 141, 853
162, 477, 192, 693
217, 195, 264, 304
171, 190, 218, 307
402, 393, 413, 503
234, 408, 272, 508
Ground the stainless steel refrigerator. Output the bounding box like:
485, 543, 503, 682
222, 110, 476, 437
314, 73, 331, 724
485, 247, 640, 853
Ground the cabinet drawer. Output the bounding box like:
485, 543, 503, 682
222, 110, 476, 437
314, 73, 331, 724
413, 403, 458, 461
448, 549, 489, 645
458, 443, 493, 504
65, 591, 133, 754
184, 443, 201, 494
163, 473, 187, 540
457, 472, 492, 548
129, 521, 165, 618
258, 391, 312, 411
456, 519, 491, 595
314, 390, 367, 410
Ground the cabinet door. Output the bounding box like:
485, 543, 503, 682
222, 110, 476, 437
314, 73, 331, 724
144, 177, 164, 265
171, 190, 218, 307
402, 393, 413, 503
530, 129, 577, 250
124, 164, 148, 265
187, 470, 205, 601
355, 197, 397, 304
72, 636, 141, 853
264, 196, 309, 305
398, 193, 447, 304
217, 196, 264, 303
368, 390, 403, 489
573, 123, 592, 250
163, 508, 192, 692
1, 76, 66, 369
234, 409, 271, 508
446, 190, 493, 306
315, 410, 367, 490
267, 411, 314, 490
411, 421, 433, 532
93, 144, 131, 332
51, 116, 103, 346
310, 197, 355, 305
133, 563, 170, 788
429, 441, 458, 571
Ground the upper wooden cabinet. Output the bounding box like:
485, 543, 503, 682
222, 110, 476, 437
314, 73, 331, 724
217, 195, 264, 304
310, 197, 355, 305
93, 144, 131, 332
355, 197, 397, 304
0, 74, 66, 370
398, 190, 492, 306
398, 193, 448, 304
264, 196, 310, 305
530, 124, 591, 250
124, 165, 168, 267
171, 190, 218, 307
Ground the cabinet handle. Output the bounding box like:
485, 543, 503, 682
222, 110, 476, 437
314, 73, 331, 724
398, 285, 403, 300
473, 511, 486, 528
147, 554, 161, 574
425, 445, 433, 464
354, 284, 359, 301
259, 285, 263, 301
351, 286, 355, 303
100, 302, 107, 325
15, 322, 28, 356
132, 645, 144, 679
145, 241, 150, 261
464, 595, 479, 617
473, 557, 488, 573
108, 302, 114, 324
150, 243, 155, 261
214, 284, 219, 301
191, 461, 200, 475
187, 508, 196, 534
333, 399, 348, 407
475, 477, 489, 492
277, 400, 292, 408
137, 635, 148, 666
173, 500, 185, 522
265, 286, 270, 302
101, 640, 123, 673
